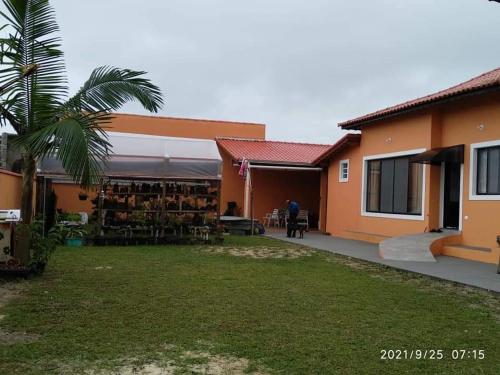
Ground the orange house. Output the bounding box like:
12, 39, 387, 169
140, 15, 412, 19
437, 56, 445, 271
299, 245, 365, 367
320, 68, 500, 264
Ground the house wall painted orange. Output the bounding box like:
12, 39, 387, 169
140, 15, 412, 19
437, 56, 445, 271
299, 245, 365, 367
106, 113, 266, 140
319, 169, 328, 232
439, 92, 500, 263
0, 170, 22, 210
0, 170, 22, 253
219, 148, 245, 216
251, 168, 321, 226
326, 91, 500, 264
52, 183, 95, 214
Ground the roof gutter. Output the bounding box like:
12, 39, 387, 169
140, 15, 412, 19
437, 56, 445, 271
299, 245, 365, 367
232, 163, 323, 171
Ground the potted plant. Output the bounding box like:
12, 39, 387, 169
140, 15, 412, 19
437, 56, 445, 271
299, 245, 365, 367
78, 191, 89, 201
58, 212, 82, 223
64, 227, 87, 247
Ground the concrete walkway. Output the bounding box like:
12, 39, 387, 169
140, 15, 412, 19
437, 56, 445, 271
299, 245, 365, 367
379, 230, 460, 262
266, 231, 500, 293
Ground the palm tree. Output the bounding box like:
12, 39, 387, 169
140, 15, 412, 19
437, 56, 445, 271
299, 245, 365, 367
0, 0, 163, 229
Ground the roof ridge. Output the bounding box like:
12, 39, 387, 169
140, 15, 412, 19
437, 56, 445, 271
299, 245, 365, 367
217, 137, 332, 147
112, 112, 266, 127
216, 136, 264, 141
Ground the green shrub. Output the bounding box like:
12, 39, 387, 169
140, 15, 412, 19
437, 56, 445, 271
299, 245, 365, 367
48, 224, 88, 244
58, 212, 82, 222
16, 220, 59, 271
0, 230, 8, 254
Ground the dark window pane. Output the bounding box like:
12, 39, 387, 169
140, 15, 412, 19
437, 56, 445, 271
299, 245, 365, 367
487, 148, 500, 194
408, 163, 422, 214
477, 149, 488, 194
393, 158, 409, 213
367, 160, 380, 211
366, 155, 423, 214
380, 159, 395, 213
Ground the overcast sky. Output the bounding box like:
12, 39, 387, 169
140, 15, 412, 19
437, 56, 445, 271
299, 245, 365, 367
3, 0, 500, 144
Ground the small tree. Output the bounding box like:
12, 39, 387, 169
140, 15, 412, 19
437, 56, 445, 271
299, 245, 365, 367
0, 0, 163, 262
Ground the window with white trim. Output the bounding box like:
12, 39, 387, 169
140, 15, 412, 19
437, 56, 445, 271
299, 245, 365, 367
476, 145, 500, 195
339, 159, 349, 182
470, 140, 500, 200
365, 155, 423, 215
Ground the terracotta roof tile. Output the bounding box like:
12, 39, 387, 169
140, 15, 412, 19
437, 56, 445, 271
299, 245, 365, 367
340, 67, 500, 129
216, 138, 332, 165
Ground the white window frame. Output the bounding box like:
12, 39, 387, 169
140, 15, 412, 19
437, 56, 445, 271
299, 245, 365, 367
469, 139, 500, 201
339, 159, 349, 182
361, 148, 427, 221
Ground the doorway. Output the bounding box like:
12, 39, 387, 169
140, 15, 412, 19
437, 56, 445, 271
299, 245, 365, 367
442, 162, 461, 230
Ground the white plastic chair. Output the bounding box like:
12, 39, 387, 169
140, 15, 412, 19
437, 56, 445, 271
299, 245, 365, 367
79, 212, 89, 225
269, 209, 280, 227
262, 213, 272, 227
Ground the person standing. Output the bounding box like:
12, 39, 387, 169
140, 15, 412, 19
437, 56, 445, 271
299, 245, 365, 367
286, 199, 299, 238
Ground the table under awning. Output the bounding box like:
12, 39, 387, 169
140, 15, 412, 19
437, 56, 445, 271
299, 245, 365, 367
410, 144, 464, 165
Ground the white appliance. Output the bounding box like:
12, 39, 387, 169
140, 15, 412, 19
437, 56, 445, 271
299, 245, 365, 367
0, 209, 21, 223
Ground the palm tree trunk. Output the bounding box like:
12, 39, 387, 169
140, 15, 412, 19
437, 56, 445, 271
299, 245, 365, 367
13, 153, 37, 266
21, 153, 36, 225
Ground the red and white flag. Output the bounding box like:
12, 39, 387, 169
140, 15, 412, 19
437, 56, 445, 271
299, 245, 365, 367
239, 158, 249, 179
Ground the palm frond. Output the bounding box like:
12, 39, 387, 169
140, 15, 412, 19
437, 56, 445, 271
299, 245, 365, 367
63, 66, 163, 114
0, 0, 67, 134
18, 111, 113, 187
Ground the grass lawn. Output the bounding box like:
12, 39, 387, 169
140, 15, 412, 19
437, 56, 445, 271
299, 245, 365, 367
0, 236, 499, 374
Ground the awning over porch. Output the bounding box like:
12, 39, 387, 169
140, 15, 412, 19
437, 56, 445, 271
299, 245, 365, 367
216, 137, 330, 222
410, 144, 464, 165
38, 132, 223, 180
216, 137, 332, 166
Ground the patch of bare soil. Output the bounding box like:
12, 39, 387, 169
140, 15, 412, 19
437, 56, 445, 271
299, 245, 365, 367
0, 281, 40, 345
0, 330, 40, 345
200, 245, 313, 259
0, 282, 25, 309
84, 347, 269, 375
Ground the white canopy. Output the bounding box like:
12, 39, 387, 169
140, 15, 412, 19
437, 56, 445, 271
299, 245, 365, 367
39, 132, 223, 180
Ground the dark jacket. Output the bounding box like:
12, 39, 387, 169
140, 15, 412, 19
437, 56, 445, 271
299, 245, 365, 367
288, 201, 299, 216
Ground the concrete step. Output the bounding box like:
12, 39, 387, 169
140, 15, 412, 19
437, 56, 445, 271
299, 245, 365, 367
379, 230, 461, 262
442, 244, 497, 264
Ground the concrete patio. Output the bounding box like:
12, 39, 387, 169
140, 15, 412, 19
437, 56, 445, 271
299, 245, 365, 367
266, 230, 500, 293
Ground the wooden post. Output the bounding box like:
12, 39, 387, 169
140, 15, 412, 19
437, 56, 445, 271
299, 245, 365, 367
250, 187, 255, 236
248, 163, 254, 235
97, 178, 104, 237
161, 181, 166, 238
216, 180, 221, 227
497, 235, 500, 274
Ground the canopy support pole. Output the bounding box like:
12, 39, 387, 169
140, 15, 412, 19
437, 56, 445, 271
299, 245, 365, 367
216, 180, 221, 228
242, 162, 255, 235
244, 163, 252, 219
161, 181, 166, 238
97, 178, 104, 237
